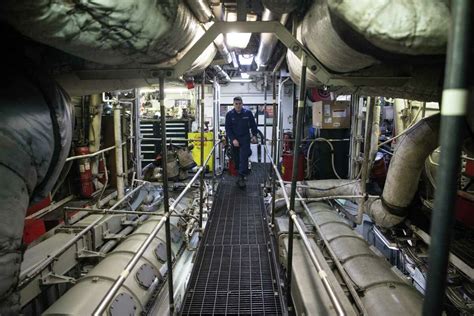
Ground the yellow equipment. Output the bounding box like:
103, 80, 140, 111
188, 132, 214, 171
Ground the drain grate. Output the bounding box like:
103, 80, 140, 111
181, 164, 282, 315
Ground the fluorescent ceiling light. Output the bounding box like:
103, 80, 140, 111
241, 72, 250, 79
225, 11, 256, 49
238, 54, 254, 65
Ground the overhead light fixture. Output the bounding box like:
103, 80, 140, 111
238, 54, 254, 66
241, 72, 250, 79
225, 11, 257, 49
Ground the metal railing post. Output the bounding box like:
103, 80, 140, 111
200, 72, 205, 230
423, 1, 472, 315
286, 54, 307, 310
159, 75, 175, 314
271, 74, 278, 227
264, 73, 268, 181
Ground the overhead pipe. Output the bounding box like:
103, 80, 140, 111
255, 9, 289, 71
186, 0, 233, 64
262, 0, 299, 15
276, 114, 441, 228
423, 1, 472, 315
211, 65, 231, 83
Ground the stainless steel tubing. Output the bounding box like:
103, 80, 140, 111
199, 73, 205, 229
65, 143, 125, 161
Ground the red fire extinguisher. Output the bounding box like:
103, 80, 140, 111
76, 147, 94, 197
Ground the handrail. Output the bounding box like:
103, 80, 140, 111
93, 140, 221, 315
263, 145, 346, 316
19, 183, 146, 288
65, 142, 126, 161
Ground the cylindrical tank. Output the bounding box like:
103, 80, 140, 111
75, 146, 94, 197
282, 152, 305, 181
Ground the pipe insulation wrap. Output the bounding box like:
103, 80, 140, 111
0, 1, 216, 72
327, 0, 450, 55
275, 114, 442, 228
262, 0, 299, 15
301, 0, 378, 73
0, 65, 73, 313
381, 114, 440, 211
307, 202, 423, 316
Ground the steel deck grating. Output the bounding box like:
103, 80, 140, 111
181, 164, 282, 315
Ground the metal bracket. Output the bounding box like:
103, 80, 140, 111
103, 233, 125, 240
74, 21, 410, 87
41, 273, 76, 285
77, 249, 106, 259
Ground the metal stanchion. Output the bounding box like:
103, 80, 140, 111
286, 54, 307, 310
199, 72, 205, 230
264, 73, 268, 181
159, 76, 175, 314
423, 1, 472, 315
271, 74, 278, 226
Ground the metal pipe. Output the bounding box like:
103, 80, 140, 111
185, 0, 213, 22
423, 1, 472, 315
277, 77, 290, 161
121, 106, 129, 187
289, 209, 346, 316
264, 74, 268, 181
356, 97, 374, 224
114, 105, 125, 199
134, 88, 142, 177
271, 74, 278, 226
255, 8, 289, 70
199, 73, 205, 230
286, 54, 307, 310
159, 76, 175, 314
66, 144, 125, 161
296, 190, 367, 315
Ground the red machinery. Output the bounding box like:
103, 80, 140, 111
281, 152, 305, 181
76, 146, 94, 197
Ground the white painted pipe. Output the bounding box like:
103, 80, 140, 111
114, 105, 125, 199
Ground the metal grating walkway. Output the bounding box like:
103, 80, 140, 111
181, 164, 283, 315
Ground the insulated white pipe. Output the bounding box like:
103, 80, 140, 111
114, 105, 125, 199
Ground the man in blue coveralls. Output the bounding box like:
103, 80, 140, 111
225, 96, 258, 188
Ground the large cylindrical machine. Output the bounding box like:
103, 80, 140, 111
43, 214, 183, 315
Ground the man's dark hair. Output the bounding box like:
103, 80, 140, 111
233, 96, 243, 103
